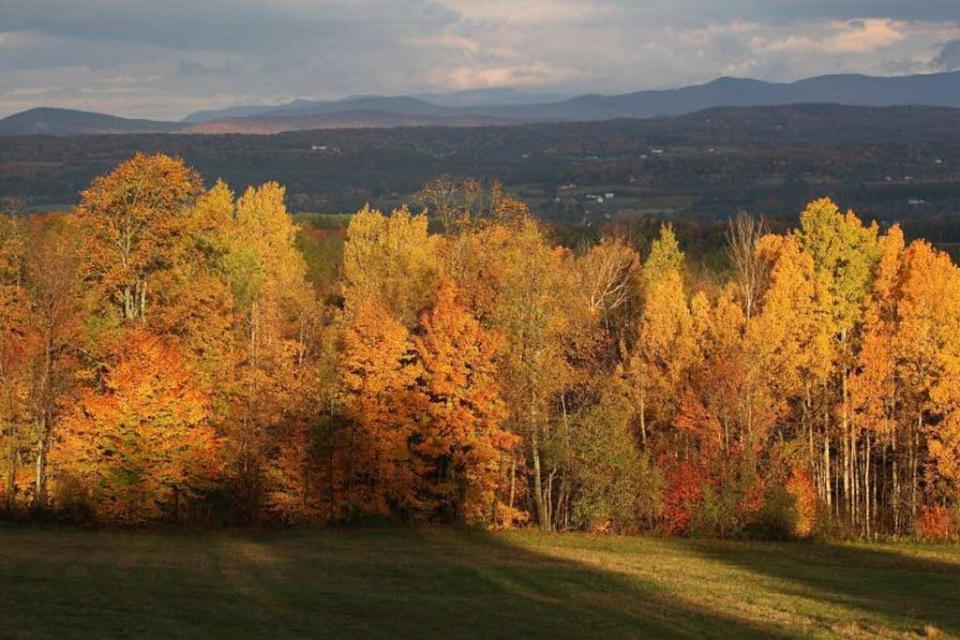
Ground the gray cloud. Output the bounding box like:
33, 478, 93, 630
0, 1, 453, 53
1, 0, 959, 119
648, 0, 960, 25
934, 39, 960, 71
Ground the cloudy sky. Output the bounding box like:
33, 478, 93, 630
2, 0, 960, 120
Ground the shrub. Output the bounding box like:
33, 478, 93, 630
786, 467, 818, 538
661, 460, 709, 535
49, 473, 94, 524
749, 484, 799, 540
570, 388, 662, 533
916, 505, 957, 541
684, 450, 761, 538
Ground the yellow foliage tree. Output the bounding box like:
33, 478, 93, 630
76, 153, 203, 325
342, 205, 441, 325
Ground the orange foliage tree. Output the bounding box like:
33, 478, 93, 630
55, 328, 219, 524
338, 298, 423, 517
0, 214, 30, 511
413, 279, 516, 524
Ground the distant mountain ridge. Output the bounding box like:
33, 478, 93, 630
411, 87, 571, 108
5, 70, 960, 136
181, 104, 277, 123
0, 107, 186, 136
181, 88, 573, 123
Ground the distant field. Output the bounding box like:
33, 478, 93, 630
5, 104, 960, 225
1, 528, 957, 639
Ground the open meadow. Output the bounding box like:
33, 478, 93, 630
1, 527, 958, 639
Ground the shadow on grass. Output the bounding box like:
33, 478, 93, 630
686, 538, 960, 636
0, 527, 794, 639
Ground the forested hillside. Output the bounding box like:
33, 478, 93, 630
2, 154, 959, 540
4, 105, 960, 237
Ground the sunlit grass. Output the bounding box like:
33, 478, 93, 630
1, 527, 957, 638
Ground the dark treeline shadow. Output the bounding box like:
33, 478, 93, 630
686, 538, 960, 637
0, 527, 796, 639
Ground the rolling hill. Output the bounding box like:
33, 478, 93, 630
0, 107, 183, 136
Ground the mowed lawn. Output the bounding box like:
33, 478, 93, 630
1, 527, 958, 639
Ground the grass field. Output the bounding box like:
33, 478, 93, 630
1, 527, 958, 639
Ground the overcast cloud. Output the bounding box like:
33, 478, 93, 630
1, 0, 959, 119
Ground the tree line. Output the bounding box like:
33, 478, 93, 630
1, 154, 958, 539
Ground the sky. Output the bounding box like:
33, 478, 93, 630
2, 0, 960, 120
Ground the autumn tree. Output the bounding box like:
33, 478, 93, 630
630, 224, 697, 446
795, 198, 879, 525
895, 240, 960, 520
0, 213, 29, 512
76, 153, 203, 325
455, 217, 575, 530
569, 380, 661, 533
338, 298, 423, 517
55, 328, 219, 524
751, 234, 832, 505
577, 235, 642, 353
679, 289, 747, 453
414, 176, 489, 233
22, 217, 85, 508
184, 180, 321, 520
726, 212, 770, 321
413, 279, 516, 524
342, 205, 441, 325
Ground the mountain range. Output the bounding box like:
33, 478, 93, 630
4, 70, 960, 136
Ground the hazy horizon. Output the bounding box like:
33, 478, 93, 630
2, 1, 960, 120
